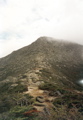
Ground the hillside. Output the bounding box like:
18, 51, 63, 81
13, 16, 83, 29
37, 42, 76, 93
0, 36, 83, 120
0, 37, 83, 88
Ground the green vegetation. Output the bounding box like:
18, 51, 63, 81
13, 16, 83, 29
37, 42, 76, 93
0, 79, 37, 120
39, 81, 68, 94
0, 106, 40, 120
52, 91, 83, 120
39, 82, 57, 91
0, 80, 83, 120
53, 92, 83, 109
49, 105, 83, 120
0, 82, 28, 94
0, 37, 83, 119
39, 81, 83, 120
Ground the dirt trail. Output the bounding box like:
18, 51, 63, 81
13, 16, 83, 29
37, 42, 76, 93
24, 85, 55, 111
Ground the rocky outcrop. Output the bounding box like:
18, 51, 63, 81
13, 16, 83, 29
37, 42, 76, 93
36, 96, 45, 103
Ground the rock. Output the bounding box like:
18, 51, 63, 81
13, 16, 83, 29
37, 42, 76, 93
36, 96, 45, 103
49, 91, 62, 96
43, 90, 49, 94
11, 83, 18, 87
35, 81, 44, 85
34, 103, 46, 107
49, 91, 57, 96
37, 96, 44, 99
45, 99, 51, 102
56, 90, 62, 96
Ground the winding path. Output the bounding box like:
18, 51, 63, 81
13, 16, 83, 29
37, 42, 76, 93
24, 85, 55, 111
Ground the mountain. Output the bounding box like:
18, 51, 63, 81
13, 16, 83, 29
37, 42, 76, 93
0, 36, 83, 120
0, 36, 83, 88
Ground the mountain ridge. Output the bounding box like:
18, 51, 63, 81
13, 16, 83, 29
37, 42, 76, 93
0, 36, 83, 120
0, 37, 83, 90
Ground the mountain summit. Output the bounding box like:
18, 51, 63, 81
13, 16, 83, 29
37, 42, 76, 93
0, 37, 83, 120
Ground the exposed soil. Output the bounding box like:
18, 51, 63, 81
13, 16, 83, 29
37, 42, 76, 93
24, 85, 55, 111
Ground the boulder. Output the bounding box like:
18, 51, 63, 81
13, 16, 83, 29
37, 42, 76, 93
34, 103, 46, 107
36, 96, 45, 103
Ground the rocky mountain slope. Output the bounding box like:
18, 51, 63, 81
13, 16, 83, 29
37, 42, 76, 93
0, 36, 83, 88
0, 36, 83, 120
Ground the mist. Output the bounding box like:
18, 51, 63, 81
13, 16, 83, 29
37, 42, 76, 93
0, 0, 83, 58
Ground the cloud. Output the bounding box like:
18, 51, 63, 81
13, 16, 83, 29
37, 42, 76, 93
0, 0, 7, 5
0, 0, 83, 57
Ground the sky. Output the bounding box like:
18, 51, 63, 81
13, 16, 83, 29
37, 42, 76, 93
0, 0, 83, 58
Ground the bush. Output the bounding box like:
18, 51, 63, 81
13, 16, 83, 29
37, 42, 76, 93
10, 84, 28, 93
39, 82, 57, 91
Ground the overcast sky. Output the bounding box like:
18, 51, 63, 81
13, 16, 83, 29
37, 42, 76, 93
0, 0, 83, 58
